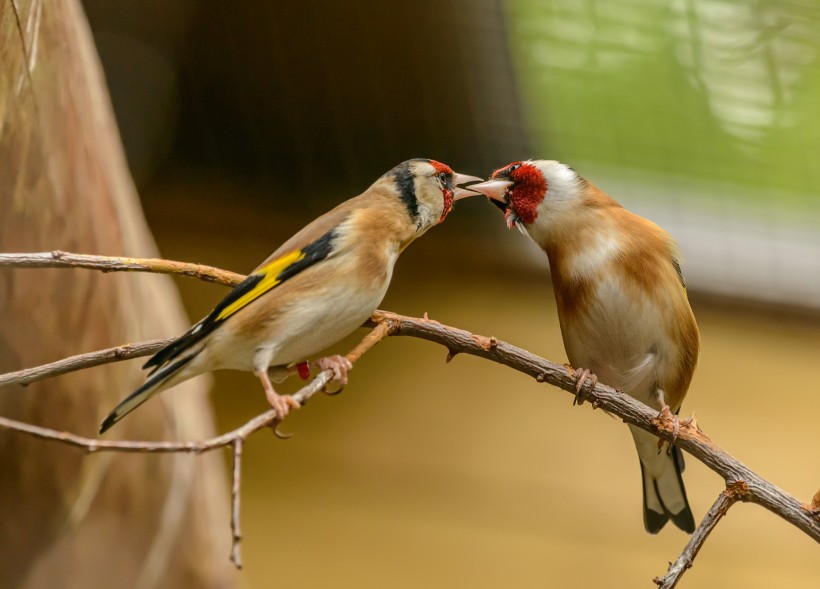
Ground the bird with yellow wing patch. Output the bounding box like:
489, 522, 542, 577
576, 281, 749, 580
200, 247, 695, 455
100, 159, 482, 434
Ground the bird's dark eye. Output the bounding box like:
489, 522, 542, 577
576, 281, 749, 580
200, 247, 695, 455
509, 163, 522, 172
438, 171, 448, 184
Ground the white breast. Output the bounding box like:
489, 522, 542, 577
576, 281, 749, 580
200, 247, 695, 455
560, 252, 672, 406
268, 242, 398, 367
202, 232, 399, 373
271, 279, 389, 365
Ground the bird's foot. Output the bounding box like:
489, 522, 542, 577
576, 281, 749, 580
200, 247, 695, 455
657, 403, 679, 452
681, 412, 697, 430
255, 368, 300, 420
570, 367, 597, 406
318, 355, 353, 384
266, 389, 301, 420
313, 355, 353, 394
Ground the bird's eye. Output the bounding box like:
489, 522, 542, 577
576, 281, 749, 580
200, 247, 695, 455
509, 163, 522, 172
437, 171, 448, 185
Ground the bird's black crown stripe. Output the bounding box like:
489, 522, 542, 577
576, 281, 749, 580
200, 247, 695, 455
392, 160, 421, 223
144, 228, 337, 371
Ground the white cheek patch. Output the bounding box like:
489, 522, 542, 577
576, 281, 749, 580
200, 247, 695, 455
413, 180, 443, 231
541, 161, 580, 202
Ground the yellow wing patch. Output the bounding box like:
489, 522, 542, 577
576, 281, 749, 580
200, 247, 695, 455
216, 249, 305, 320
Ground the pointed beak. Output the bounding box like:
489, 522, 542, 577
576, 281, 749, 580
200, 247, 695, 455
464, 179, 512, 203
451, 172, 486, 201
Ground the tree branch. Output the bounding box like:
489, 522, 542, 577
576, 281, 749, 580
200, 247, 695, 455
0, 251, 244, 286
654, 481, 748, 589
0, 252, 240, 389
230, 439, 244, 569
2, 251, 818, 579
366, 311, 820, 544
0, 339, 172, 387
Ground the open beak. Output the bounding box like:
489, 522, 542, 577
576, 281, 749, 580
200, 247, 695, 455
451, 172, 485, 201
464, 179, 512, 204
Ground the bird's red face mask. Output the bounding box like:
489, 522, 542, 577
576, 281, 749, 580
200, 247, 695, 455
466, 162, 547, 231
430, 161, 456, 223
429, 160, 484, 224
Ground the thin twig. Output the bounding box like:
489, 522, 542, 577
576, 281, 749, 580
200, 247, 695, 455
654, 482, 748, 588
0, 303, 396, 391
0, 370, 332, 454
231, 439, 244, 569
0, 339, 172, 388
0, 251, 244, 286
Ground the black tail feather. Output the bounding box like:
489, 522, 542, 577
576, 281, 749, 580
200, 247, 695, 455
669, 446, 695, 533
640, 447, 696, 534
641, 461, 670, 534
99, 353, 196, 434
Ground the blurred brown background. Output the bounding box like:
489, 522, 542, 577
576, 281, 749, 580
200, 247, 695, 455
4, 0, 819, 587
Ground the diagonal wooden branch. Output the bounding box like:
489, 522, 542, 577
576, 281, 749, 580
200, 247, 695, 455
0, 250, 244, 286
0, 339, 172, 387
367, 311, 820, 544
654, 481, 748, 589
1, 251, 818, 579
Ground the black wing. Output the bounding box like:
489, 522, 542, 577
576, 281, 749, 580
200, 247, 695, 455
143, 228, 336, 373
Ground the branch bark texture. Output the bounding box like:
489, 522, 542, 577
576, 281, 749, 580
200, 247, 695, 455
1, 251, 818, 582
0, 251, 243, 286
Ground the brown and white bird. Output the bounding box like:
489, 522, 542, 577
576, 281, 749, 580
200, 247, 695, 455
100, 159, 482, 434
469, 160, 699, 534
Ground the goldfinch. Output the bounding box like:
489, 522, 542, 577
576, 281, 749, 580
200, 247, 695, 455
469, 160, 699, 534
100, 159, 482, 434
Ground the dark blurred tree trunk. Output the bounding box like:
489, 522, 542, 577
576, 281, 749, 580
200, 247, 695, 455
172, 0, 531, 192
78, 0, 530, 202
0, 1, 236, 587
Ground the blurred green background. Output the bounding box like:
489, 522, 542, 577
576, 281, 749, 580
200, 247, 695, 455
82, 0, 820, 587
509, 0, 820, 197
